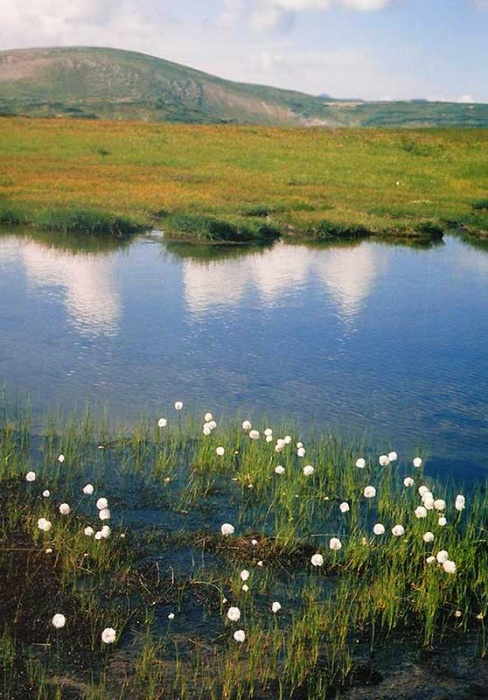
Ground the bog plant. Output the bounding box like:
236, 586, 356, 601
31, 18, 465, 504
0, 397, 487, 699
0, 119, 487, 244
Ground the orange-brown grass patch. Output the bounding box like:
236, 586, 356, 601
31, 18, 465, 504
0, 118, 487, 240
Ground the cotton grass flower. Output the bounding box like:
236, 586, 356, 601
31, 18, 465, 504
339, 502, 350, 513
415, 506, 427, 519
434, 499, 446, 511
242, 584, 249, 592
43, 490, 50, 498
455, 494, 466, 511
355, 458, 366, 469
101, 525, 111, 538
272, 602, 281, 613
158, 418, 167, 428
275, 438, 285, 452
174, 401, 183, 411
83, 483, 94, 495
264, 428, 273, 437
242, 420, 252, 431
426, 555, 436, 564
249, 430, 260, 440
101, 627, 116, 644
203, 424, 212, 436
204, 412, 213, 422
233, 630, 245, 642
329, 537, 342, 551
57, 454, 65, 463
99, 508, 111, 520
240, 569, 250, 581
84, 526, 94, 536
379, 455, 390, 466
303, 465, 314, 476
96, 497, 108, 510
423, 496, 435, 510
275, 465, 285, 475
168, 612, 175, 620
392, 524, 405, 537
37, 518, 52, 532
363, 486, 376, 498
311, 553, 324, 567
216, 446, 225, 456
388, 451, 398, 461
297, 447, 306, 457
443, 560, 456, 574
373, 523, 385, 535
418, 485, 429, 496
52, 614, 66, 629
423, 531, 435, 543
221, 523, 235, 536
227, 606, 241, 622
413, 457, 422, 468
436, 550, 449, 563
403, 477, 414, 487
59, 503, 71, 515
438, 516, 447, 527
25, 471, 36, 482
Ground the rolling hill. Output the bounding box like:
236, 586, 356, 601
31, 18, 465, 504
0, 46, 487, 127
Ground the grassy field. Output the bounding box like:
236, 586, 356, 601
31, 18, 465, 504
0, 118, 487, 243
1, 398, 487, 699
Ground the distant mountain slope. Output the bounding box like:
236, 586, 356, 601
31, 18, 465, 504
0, 46, 487, 127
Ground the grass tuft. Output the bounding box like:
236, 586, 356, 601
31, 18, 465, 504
0, 203, 28, 226
36, 208, 145, 237
164, 213, 280, 243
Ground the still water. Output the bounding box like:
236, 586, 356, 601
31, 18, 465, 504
1, 230, 487, 478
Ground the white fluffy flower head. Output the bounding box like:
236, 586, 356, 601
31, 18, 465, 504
227, 606, 241, 622
221, 523, 235, 536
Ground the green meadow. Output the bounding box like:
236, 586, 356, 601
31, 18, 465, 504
0, 118, 487, 243
1, 398, 487, 699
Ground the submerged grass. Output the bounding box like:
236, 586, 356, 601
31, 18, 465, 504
1, 398, 487, 699
0, 118, 487, 243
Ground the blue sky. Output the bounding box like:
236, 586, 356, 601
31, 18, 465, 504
0, 0, 486, 102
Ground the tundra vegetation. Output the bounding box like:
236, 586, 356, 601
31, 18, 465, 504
0, 118, 487, 244
1, 397, 487, 699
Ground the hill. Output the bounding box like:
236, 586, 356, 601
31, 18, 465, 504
0, 46, 487, 127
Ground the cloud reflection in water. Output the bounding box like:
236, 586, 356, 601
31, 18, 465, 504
183, 241, 385, 322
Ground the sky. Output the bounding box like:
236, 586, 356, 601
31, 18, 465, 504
0, 0, 487, 102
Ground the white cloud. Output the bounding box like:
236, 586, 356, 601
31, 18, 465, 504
342, 0, 391, 9
251, 49, 286, 71
469, 0, 488, 10
457, 94, 475, 103
219, 0, 246, 27
249, 0, 392, 32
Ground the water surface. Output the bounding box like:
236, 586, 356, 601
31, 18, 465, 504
1, 230, 487, 479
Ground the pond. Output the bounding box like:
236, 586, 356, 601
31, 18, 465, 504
1, 229, 487, 480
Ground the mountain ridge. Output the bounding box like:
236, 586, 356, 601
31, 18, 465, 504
1, 46, 487, 127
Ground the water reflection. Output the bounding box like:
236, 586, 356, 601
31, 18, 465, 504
0, 234, 121, 337
182, 240, 386, 321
